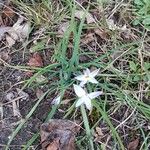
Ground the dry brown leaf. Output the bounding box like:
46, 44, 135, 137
28, 53, 43, 67
24, 71, 34, 78
40, 119, 80, 150
1, 4, 16, 26
94, 127, 104, 143
6, 34, 15, 47
75, 10, 95, 24
0, 51, 10, 63
10, 17, 30, 41
3, 7, 15, 18
61, 99, 71, 105
0, 18, 30, 47
81, 33, 95, 45
94, 28, 108, 40
0, 17, 30, 47
36, 88, 44, 99
46, 138, 60, 150
127, 138, 139, 150
96, 127, 104, 136
58, 22, 70, 36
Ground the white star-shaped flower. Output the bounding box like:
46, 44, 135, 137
75, 68, 99, 87
51, 95, 61, 105
73, 84, 102, 110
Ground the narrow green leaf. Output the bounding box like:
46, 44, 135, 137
129, 61, 137, 71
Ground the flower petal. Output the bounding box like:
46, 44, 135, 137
75, 97, 85, 107
75, 75, 86, 81
88, 91, 102, 99
73, 84, 86, 97
80, 80, 87, 87
90, 69, 99, 77
84, 68, 90, 76
89, 77, 98, 84
51, 96, 61, 105
84, 96, 92, 110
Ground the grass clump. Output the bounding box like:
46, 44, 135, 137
1, 0, 150, 150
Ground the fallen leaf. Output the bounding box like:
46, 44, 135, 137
0, 51, 10, 63
6, 34, 16, 47
9, 17, 30, 41
94, 127, 104, 143
46, 138, 60, 150
40, 119, 80, 150
36, 88, 44, 99
96, 127, 104, 136
35, 75, 48, 83
94, 28, 108, 40
81, 32, 95, 45
3, 7, 15, 18
61, 99, 71, 105
0, 17, 30, 47
16, 88, 29, 100
28, 53, 43, 67
75, 10, 95, 24
106, 18, 117, 30
128, 138, 139, 150
58, 22, 70, 36
106, 18, 127, 31
86, 15, 95, 24
25, 71, 34, 77
0, 26, 11, 40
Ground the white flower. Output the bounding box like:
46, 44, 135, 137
51, 96, 61, 105
75, 68, 99, 87
73, 84, 102, 110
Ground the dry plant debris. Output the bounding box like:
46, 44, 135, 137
35, 75, 48, 83
27, 52, 43, 67
0, 17, 30, 47
127, 138, 139, 150
2, 6, 15, 18
75, 10, 95, 24
5, 89, 29, 117
81, 32, 95, 45
40, 119, 80, 150
57, 22, 70, 36
36, 88, 44, 99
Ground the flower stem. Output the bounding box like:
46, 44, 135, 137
80, 105, 94, 150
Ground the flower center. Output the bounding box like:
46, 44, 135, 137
85, 75, 90, 80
